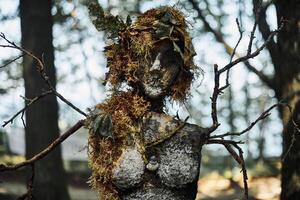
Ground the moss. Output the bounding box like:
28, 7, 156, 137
102, 6, 197, 101
88, 6, 197, 199
88, 92, 150, 199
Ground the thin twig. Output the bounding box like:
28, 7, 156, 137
210, 103, 278, 139
206, 139, 244, 145
0, 33, 87, 117
231, 143, 249, 199
218, 21, 284, 75
207, 139, 248, 199
2, 90, 54, 127
230, 18, 244, 63
0, 54, 24, 69
282, 129, 297, 162
21, 110, 26, 128
54, 91, 87, 117
208, 64, 222, 133
207, 18, 282, 135
188, 0, 276, 89
285, 104, 300, 134
210, 101, 300, 140
247, 0, 260, 55
0, 119, 85, 172
225, 18, 243, 89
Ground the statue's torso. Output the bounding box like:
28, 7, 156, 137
111, 112, 207, 200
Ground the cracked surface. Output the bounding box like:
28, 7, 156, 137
112, 112, 208, 199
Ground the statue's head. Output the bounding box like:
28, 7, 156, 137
103, 7, 197, 102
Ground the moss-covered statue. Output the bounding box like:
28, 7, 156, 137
86, 3, 208, 200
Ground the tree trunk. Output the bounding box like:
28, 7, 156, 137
20, 1, 70, 199
274, 1, 300, 199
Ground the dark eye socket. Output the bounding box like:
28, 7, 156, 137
160, 50, 183, 68
152, 39, 173, 59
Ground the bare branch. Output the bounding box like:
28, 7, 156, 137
282, 104, 300, 161
218, 21, 284, 75
208, 64, 222, 133
206, 139, 248, 199
282, 128, 297, 162
2, 90, 54, 127
54, 91, 88, 117
0, 119, 85, 172
187, 0, 275, 89
210, 103, 278, 139
253, 0, 280, 71
206, 139, 244, 145
200, 6, 284, 198
243, 61, 275, 89
231, 143, 249, 200
0, 54, 24, 69
0, 33, 87, 117
226, 18, 244, 86
230, 19, 244, 63
210, 100, 300, 140
247, 0, 260, 55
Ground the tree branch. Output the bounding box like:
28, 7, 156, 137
208, 64, 223, 133
218, 21, 284, 75
206, 139, 248, 199
210, 103, 279, 139
2, 90, 54, 127
0, 119, 85, 172
0, 32, 87, 117
253, 0, 280, 71
243, 60, 275, 89
0, 54, 24, 69
187, 0, 275, 89
187, 0, 231, 53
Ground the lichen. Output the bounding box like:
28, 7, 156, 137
87, 5, 197, 200
102, 6, 197, 101
87, 92, 149, 200
112, 147, 145, 189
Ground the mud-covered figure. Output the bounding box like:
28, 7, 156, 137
86, 5, 208, 200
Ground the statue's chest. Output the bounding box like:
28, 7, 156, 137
112, 113, 201, 190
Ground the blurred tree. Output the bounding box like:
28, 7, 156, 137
273, 1, 300, 199
185, 0, 300, 199
0, 0, 297, 198
20, 0, 70, 199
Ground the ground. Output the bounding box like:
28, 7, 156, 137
0, 173, 280, 200
197, 173, 280, 200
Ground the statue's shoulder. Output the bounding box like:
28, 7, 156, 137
142, 112, 208, 147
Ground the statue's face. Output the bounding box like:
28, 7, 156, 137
135, 40, 183, 99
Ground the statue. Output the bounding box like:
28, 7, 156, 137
86, 5, 208, 200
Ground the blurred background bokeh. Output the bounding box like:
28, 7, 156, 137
0, 0, 289, 199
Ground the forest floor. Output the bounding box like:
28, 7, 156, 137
0, 173, 280, 200
196, 173, 280, 200
0, 155, 281, 199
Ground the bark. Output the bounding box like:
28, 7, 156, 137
273, 1, 300, 199
20, 1, 70, 199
